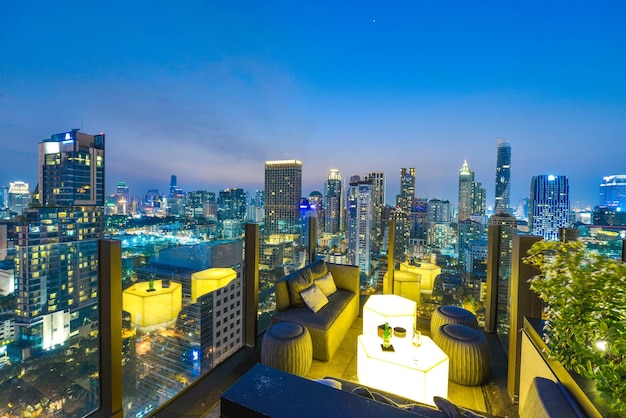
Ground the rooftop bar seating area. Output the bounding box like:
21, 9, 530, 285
3, 220, 623, 418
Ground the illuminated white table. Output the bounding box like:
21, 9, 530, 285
357, 330, 449, 406
363, 294, 416, 334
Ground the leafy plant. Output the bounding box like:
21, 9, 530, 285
524, 240, 626, 414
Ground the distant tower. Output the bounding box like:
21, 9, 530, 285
458, 160, 486, 221
394, 168, 415, 260
599, 175, 626, 211
217, 188, 247, 221
169, 174, 177, 198
494, 138, 511, 214
529, 175, 570, 241
347, 178, 372, 275
116, 181, 130, 215
264, 160, 302, 234
7, 181, 31, 215
16, 129, 105, 353
324, 169, 343, 234
308, 190, 324, 240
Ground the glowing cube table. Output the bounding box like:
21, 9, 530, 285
363, 294, 417, 334
357, 330, 449, 406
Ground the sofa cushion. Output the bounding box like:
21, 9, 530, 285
434, 396, 488, 418
288, 267, 314, 307
309, 259, 329, 280
273, 289, 354, 330
301, 284, 329, 313
520, 377, 583, 418
315, 271, 337, 296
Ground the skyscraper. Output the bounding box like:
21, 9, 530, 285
324, 169, 343, 234
458, 160, 487, 221
494, 138, 511, 214
347, 178, 372, 275
169, 174, 177, 198
264, 160, 302, 234
529, 174, 570, 241
16, 130, 105, 353
599, 175, 626, 211
395, 168, 415, 259
217, 188, 247, 221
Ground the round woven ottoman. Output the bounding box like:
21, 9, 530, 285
261, 322, 312, 376
434, 324, 490, 386
430, 305, 478, 341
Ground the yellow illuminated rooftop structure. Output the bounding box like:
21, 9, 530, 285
399, 262, 441, 292
191, 268, 237, 302
123, 280, 182, 328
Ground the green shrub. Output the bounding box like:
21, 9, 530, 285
524, 240, 626, 414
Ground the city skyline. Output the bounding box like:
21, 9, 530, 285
2, 2, 625, 208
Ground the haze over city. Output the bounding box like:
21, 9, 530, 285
1, 1, 625, 207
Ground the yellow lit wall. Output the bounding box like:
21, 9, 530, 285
123, 280, 182, 327
400, 262, 441, 291
191, 268, 237, 302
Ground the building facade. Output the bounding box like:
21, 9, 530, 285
494, 138, 511, 215
599, 174, 626, 211
347, 179, 372, 275
15, 130, 105, 354
324, 169, 343, 234
264, 160, 302, 234
529, 174, 570, 241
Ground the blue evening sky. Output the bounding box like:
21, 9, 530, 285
1, 1, 625, 208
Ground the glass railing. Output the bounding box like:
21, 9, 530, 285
112, 224, 245, 417
0, 240, 100, 418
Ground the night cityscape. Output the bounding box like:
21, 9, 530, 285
1, 2, 625, 417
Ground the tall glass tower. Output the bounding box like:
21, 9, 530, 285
347, 179, 372, 275
529, 174, 570, 241
16, 130, 105, 353
494, 138, 511, 214
264, 160, 302, 234
600, 175, 626, 210
324, 169, 343, 233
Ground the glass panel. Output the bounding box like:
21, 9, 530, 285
115, 224, 245, 417
0, 241, 100, 417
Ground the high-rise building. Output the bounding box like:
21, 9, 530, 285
599, 175, 626, 211
487, 212, 517, 350
458, 160, 487, 221
116, 181, 130, 215
7, 181, 31, 216
394, 168, 415, 259
217, 188, 247, 221
347, 178, 372, 275
427, 199, 452, 250
529, 175, 570, 241
494, 138, 511, 214
324, 169, 343, 234
169, 174, 177, 198
264, 160, 302, 234
0, 186, 9, 210
365, 172, 385, 232
15, 130, 105, 354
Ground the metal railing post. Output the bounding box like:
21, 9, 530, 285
308, 217, 317, 263
244, 223, 259, 347
384, 220, 395, 294
507, 234, 543, 402
98, 239, 123, 418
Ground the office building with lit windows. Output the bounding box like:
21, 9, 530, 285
494, 138, 511, 214
347, 177, 372, 275
324, 169, 343, 234
599, 174, 626, 211
264, 160, 302, 234
14, 130, 105, 355
529, 174, 570, 241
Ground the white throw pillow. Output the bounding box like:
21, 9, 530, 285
315, 271, 337, 296
300, 284, 329, 313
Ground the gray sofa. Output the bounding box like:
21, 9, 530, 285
271, 260, 360, 361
